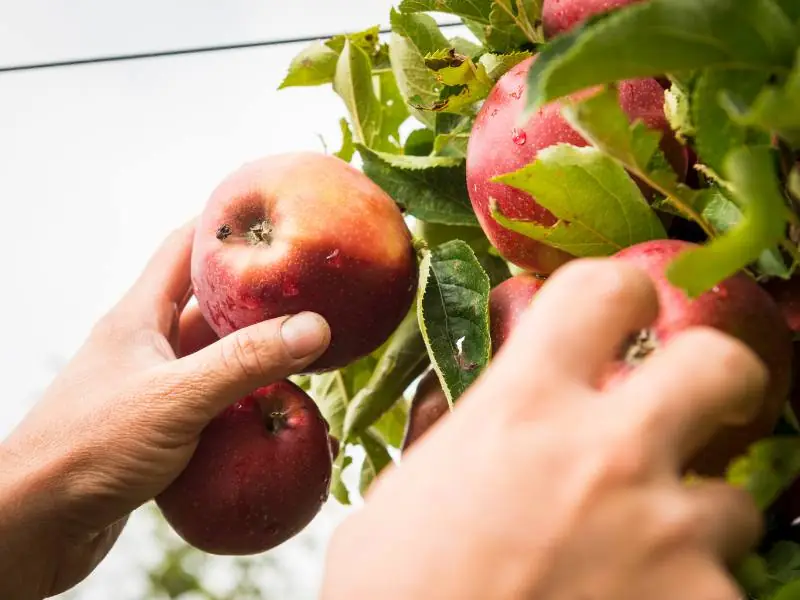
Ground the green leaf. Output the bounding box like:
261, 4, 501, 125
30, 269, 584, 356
417, 240, 491, 405
325, 25, 382, 56
562, 86, 711, 233
278, 41, 340, 88
525, 0, 797, 113
433, 113, 473, 158
372, 398, 410, 449
398, 0, 493, 24
331, 453, 353, 504
485, 3, 532, 51
479, 50, 532, 81
692, 68, 772, 174
666, 146, 791, 296
358, 144, 478, 226
412, 49, 495, 114
333, 40, 385, 150
377, 70, 410, 145
776, 0, 800, 23
491, 144, 667, 256
389, 9, 450, 128
334, 118, 355, 162
725, 436, 800, 510
722, 50, 800, 148
310, 371, 351, 440
359, 429, 394, 497
405, 128, 436, 156
309, 353, 379, 506
774, 579, 800, 600
343, 308, 429, 439
450, 35, 483, 58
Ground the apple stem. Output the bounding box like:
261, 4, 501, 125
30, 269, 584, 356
624, 329, 659, 366
246, 220, 273, 246
265, 411, 287, 434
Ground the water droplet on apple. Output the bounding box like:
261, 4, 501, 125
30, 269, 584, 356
281, 279, 300, 297
325, 248, 342, 267
511, 128, 527, 146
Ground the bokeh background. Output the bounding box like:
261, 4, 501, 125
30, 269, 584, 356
0, 2, 459, 597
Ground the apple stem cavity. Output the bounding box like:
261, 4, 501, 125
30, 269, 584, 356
246, 220, 274, 246
624, 329, 660, 366
264, 410, 288, 435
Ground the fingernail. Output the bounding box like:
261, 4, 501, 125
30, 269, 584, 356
280, 312, 330, 359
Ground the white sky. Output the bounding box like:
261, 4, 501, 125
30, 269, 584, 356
0, 3, 464, 598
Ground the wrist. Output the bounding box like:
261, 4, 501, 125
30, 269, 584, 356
0, 440, 65, 600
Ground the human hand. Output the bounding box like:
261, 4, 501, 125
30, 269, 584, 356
0, 221, 331, 600
322, 259, 766, 600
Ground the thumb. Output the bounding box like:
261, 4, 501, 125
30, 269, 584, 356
165, 311, 330, 417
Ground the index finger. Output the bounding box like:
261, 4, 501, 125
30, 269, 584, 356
115, 218, 196, 335
487, 259, 660, 395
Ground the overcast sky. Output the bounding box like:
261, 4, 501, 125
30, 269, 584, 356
0, 3, 465, 598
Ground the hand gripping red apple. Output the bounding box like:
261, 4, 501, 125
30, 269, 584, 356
191, 152, 419, 373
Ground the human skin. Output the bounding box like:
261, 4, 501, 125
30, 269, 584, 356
0, 220, 332, 600
0, 228, 766, 600
322, 260, 767, 600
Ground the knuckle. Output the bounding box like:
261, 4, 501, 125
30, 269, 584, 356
649, 494, 702, 551
594, 427, 652, 485
554, 259, 654, 309
220, 330, 267, 380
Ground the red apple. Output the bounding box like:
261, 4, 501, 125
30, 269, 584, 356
156, 380, 335, 555
466, 55, 687, 274
542, 0, 645, 38
489, 273, 546, 351
605, 239, 793, 476
764, 276, 800, 334
401, 370, 450, 452
191, 152, 418, 372
402, 275, 546, 453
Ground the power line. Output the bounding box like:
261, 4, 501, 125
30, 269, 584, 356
0, 21, 464, 74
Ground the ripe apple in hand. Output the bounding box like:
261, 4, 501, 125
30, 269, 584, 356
191, 152, 418, 372
606, 239, 793, 476
466, 55, 687, 274
156, 380, 336, 555
542, 0, 645, 38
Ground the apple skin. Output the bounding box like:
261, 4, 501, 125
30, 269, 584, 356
191, 152, 418, 373
401, 370, 451, 452
764, 276, 800, 334
156, 380, 334, 555
466, 55, 687, 274
605, 239, 793, 476
542, 0, 645, 38
489, 273, 547, 351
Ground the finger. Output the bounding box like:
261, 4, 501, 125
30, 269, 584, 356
684, 480, 763, 565
613, 327, 768, 470
114, 218, 196, 335
162, 312, 330, 417
488, 259, 659, 389
176, 303, 218, 357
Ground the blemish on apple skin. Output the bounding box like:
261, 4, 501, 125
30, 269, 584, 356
281, 279, 300, 297
325, 249, 342, 267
